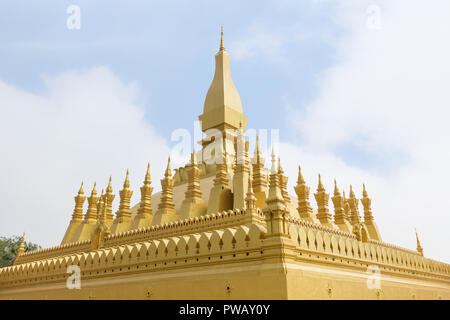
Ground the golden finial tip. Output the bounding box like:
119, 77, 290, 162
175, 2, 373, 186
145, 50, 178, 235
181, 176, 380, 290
219, 25, 225, 51
78, 181, 84, 194
317, 173, 325, 191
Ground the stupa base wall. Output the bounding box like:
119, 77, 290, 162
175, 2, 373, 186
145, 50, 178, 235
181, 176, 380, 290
1, 258, 449, 300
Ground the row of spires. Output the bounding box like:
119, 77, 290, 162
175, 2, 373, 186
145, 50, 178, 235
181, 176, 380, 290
66, 139, 424, 255
71, 158, 174, 226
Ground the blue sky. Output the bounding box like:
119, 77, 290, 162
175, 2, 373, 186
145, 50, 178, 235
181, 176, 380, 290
0, 0, 343, 149
1, 0, 450, 263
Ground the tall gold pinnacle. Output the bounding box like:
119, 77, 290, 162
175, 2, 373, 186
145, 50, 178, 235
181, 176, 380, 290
334, 179, 340, 195
103, 176, 115, 223
245, 168, 256, 209
115, 169, 133, 223
331, 179, 351, 230
361, 183, 373, 221
96, 188, 104, 220
363, 183, 368, 197
270, 147, 277, 174
415, 229, 424, 256
85, 182, 99, 222
165, 156, 172, 177
277, 157, 284, 175
348, 185, 361, 225
78, 181, 84, 195
255, 135, 261, 164
158, 156, 176, 214
124, 169, 130, 189
314, 174, 332, 225
17, 232, 25, 257
297, 165, 305, 184
317, 174, 325, 192
72, 181, 86, 222
144, 162, 151, 185
220, 25, 225, 51
137, 163, 153, 218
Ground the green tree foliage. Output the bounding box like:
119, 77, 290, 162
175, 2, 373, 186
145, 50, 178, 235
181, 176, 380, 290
0, 235, 41, 268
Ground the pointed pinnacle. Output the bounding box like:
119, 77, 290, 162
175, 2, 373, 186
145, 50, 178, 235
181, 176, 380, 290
362, 183, 368, 197
220, 25, 225, 51
277, 157, 284, 174
297, 165, 305, 184
164, 156, 172, 178
124, 169, 130, 189
254, 135, 261, 164
91, 182, 97, 196
106, 176, 113, 193
334, 179, 340, 195
144, 162, 151, 184
78, 181, 84, 195
317, 174, 325, 191
349, 185, 355, 198
270, 148, 277, 174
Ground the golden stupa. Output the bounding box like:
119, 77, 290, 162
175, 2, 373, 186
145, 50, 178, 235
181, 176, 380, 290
1, 30, 449, 300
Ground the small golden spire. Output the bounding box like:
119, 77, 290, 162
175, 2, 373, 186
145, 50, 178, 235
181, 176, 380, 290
78, 181, 84, 195
191, 151, 195, 165
349, 184, 355, 198
106, 176, 113, 193
17, 232, 25, 257
255, 135, 261, 164
415, 229, 424, 256
123, 169, 130, 189
362, 183, 368, 197
144, 162, 151, 185
270, 147, 277, 174
277, 157, 284, 174
297, 165, 305, 184
317, 174, 325, 191
91, 182, 97, 196
334, 179, 340, 195
220, 25, 225, 51
165, 156, 172, 177
245, 168, 256, 209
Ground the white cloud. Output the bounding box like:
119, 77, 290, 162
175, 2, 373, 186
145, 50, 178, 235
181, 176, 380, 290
0, 67, 170, 248
282, 0, 450, 262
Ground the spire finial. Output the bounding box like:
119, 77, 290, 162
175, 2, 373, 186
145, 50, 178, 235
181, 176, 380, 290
165, 156, 172, 177
277, 157, 284, 174
124, 169, 130, 188
270, 147, 277, 174
91, 182, 97, 196
106, 176, 113, 193
415, 228, 424, 256
362, 183, 368, 197
78, 181, 84, 195
255, 135, 261, 164
334, 179, 340, 195
317, 173, 325, 191
17, 232, 26, 257
297, 165, 305, 184
144, 162, 151, 185
220, 25, 225, 51
349, 184, 355, 198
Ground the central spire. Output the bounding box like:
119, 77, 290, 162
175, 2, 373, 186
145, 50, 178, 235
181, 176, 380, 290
199, 27, 247, 133
220, 25, 225, 51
